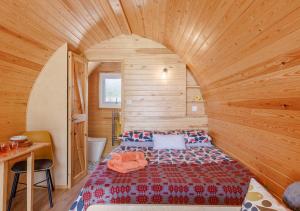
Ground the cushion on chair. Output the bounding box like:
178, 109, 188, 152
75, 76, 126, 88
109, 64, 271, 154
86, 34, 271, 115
11, 159, 53, 173
22, 131, 54, 160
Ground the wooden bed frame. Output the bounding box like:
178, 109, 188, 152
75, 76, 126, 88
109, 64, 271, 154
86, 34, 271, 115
87, 204, 240, 211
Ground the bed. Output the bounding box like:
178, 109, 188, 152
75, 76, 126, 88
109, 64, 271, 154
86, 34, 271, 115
70, 145, 253, 211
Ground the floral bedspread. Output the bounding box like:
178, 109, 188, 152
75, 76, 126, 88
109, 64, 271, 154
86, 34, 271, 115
70, 146, 252, 211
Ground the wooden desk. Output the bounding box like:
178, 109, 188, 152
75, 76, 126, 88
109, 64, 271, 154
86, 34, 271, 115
0, 143, 50, 211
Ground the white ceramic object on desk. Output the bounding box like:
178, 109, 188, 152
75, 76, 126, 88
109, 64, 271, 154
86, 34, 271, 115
10, 135, 28, 143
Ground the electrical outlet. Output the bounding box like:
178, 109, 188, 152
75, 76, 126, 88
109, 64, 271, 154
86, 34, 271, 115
192, 105, 198, 112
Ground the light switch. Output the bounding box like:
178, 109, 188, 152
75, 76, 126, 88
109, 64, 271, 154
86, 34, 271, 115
192, 105, 198, 112
127, 100, 132, 105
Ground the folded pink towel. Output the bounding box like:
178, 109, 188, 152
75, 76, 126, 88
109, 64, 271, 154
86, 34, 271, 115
107, 152, 148, 173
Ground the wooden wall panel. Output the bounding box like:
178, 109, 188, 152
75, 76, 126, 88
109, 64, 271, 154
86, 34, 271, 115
186, 71, 206, 117
0, 0, 299, 199
88, 62, 121, 157
85, 35, 207, 132
0, 63, 39, 140
123, 62, 186, 118
203, 55, 300, 198
0, 0, 126, 140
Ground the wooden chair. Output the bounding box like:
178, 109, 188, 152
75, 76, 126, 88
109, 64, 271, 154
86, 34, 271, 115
7, 131, 55, 211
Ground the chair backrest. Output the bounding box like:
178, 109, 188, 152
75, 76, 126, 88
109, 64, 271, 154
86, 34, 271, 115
22, 131, 54, 160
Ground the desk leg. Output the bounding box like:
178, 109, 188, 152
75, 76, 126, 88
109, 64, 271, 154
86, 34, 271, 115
27, 152, 34, 211
0, 161, 8, 211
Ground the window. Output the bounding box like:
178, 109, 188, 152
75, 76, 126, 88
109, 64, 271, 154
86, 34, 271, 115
99, 73, 121, 108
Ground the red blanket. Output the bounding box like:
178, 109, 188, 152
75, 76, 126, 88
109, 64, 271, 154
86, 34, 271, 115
70, 146, 253, 211
79, 161, 252, 208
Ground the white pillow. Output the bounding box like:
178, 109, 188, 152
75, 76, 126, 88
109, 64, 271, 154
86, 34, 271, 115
153, 134, 186, 150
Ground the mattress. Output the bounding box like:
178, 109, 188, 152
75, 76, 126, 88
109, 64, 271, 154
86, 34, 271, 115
70, 146, 253, 211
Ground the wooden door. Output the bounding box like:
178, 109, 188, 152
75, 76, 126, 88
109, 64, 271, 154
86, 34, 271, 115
68, 52, 88, 187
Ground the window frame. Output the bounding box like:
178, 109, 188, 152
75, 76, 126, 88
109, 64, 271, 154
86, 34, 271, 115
99, 72, 121, 108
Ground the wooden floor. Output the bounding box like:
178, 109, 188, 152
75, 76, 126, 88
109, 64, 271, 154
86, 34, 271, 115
10, 176, 88, 211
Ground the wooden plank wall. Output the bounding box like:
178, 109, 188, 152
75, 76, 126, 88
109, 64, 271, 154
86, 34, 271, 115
88, 62, 121, 157
123, 59, 187, 131
85, 35, 208, 132
0, 68, 39, 140
0, 0, 128, 141
174, 1, 300, 199
186, 71, 205, 117
204, 52, 300, 198
194, 5, 300, 199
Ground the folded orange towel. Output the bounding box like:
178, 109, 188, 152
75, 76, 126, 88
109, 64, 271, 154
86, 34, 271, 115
108, 152, 148, 173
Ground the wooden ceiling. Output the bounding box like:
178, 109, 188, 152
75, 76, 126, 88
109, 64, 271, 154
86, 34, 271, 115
2, 0, 300, 78
1, 0, 300, 199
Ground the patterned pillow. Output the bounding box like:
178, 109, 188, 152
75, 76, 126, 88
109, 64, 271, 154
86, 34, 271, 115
119, 130, 153, 147
241, 178, 288, 211
120, 130, 212, 147
120, 130, 153, 142
181, 129, 206, 135
152, 131, 166, 135
120, 141, 153, 147
153, 130, 182, 135
183, 130, 213, 147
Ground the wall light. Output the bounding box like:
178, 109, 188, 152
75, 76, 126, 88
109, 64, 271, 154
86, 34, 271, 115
161, 68, 168, 79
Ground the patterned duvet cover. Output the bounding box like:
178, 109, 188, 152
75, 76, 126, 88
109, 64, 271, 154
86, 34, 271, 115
70, 146, 253, 211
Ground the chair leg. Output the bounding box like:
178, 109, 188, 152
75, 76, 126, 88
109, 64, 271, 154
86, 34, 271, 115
46, 170, 53, 208
48, 169, 55, 191
7, 173, 20, 211
12, 173, 20, 198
